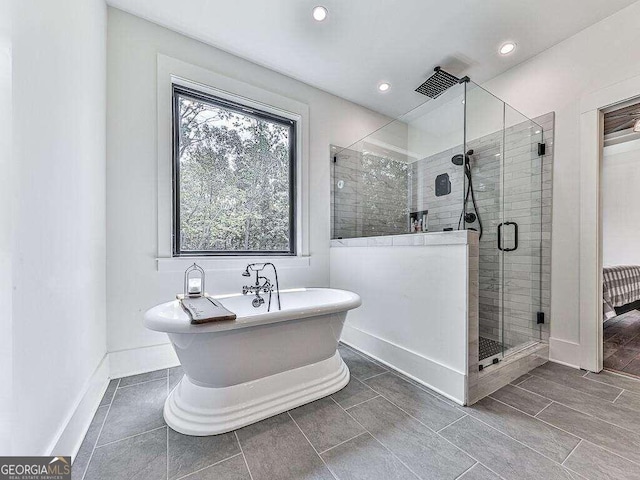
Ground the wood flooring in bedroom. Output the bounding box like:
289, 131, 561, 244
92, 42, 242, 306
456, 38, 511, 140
603, 309, 640, 377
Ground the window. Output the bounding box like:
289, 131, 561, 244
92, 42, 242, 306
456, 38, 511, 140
172, 85, 296, 256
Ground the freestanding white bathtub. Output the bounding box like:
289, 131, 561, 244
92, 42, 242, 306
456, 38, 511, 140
144, 288, 361, 436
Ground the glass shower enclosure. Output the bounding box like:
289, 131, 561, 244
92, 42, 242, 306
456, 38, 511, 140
331, 79, 548, 369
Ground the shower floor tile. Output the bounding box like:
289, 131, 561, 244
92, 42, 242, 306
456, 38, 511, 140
73, 345, 640, 480
479, 336, 503, 361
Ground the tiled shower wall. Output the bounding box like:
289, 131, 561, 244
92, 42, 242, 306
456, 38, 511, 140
331, 112, 554, 352
331, 148, 409, 239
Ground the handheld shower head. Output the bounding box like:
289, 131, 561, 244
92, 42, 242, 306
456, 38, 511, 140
451, 154, 465, 166
452, 149, 483, 240
241, 263, 268, 277
451, 149, 474, 166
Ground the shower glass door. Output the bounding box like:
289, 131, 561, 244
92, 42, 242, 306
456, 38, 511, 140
465, 83, 544, 368
502, 106, 544, 357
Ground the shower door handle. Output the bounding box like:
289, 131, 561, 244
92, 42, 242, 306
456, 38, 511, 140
497, 221, 518, 252
504, 221, 518, 252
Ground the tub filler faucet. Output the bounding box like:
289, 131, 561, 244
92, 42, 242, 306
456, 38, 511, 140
241, 263, 281, 311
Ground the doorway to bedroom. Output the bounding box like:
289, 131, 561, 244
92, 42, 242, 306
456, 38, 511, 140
601, 99, 640, 378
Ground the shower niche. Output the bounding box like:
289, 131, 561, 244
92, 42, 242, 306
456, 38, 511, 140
330, 74, 554, 404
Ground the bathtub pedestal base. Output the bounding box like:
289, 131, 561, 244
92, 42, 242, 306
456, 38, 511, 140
164, 351, 349, 436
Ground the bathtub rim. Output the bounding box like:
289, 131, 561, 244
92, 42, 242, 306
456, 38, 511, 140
144, 287, 361, 334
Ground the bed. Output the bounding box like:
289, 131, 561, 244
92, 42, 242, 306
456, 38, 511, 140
603, 265, 640, 321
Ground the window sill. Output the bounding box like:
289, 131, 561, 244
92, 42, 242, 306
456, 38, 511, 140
156, 255, 311, 272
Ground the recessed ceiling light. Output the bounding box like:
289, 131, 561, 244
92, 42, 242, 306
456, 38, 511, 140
378, 82, 391, 92
634, 119, 640, 132
312, 6, 328, 21
499, 42, 516, 55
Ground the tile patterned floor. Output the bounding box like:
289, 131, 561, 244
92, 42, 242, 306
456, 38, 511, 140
479, 336, 503, 361
604, 310, 640, 377
73, 344, 640, 480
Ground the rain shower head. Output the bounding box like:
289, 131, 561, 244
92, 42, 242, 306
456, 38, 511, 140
415, 67, 468, 99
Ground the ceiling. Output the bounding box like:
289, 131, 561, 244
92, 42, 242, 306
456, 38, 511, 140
107, 0, 638, 117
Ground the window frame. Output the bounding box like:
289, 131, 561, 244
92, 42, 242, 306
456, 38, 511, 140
171, 84, 297, 257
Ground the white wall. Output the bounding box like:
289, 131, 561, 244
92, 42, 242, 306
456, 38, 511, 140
11, 0, 107, 455
0, 0, 11, 455
602, 139, 640, 266
106, 9, 390, 358
479, 1, 640, 366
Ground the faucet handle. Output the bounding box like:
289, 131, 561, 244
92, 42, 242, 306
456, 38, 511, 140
252, 296, 265, 308
242, 285, 249, 295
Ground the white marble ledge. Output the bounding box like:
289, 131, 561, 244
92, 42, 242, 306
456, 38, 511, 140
330, 230, 478, 248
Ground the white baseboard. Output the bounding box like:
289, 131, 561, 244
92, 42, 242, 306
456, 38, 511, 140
109, 342, 179, 378
50, 342, 180, 458
341, 324, 466, 404
50, 355, 110, 458
549, 337, 581, 369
